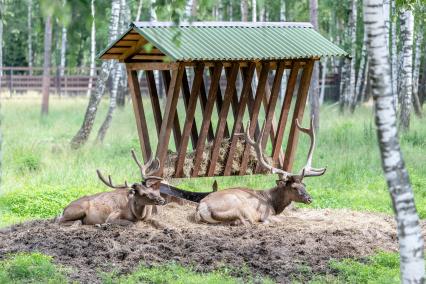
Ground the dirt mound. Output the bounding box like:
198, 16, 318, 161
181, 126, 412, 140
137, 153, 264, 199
1, 205, 424, 283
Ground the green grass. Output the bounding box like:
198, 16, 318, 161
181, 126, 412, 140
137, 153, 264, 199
1, 97, 425, 226
0, 252, 68, 283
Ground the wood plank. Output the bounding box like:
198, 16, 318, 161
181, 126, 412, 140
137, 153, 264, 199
125, 62, 178, 70
239, 61, 270, 175
255, 61, 286, 172
272, 61, 301, 166
123, 34, 141, 40
145, 70, 162, 137
136, 49, 164, 55
132, 55, 167, 60
191, 63, 223, 177
283, 60, 314, 171
115, 41, 136, 47
175, 63, 205, 177
223, 63, 256, 176
209, 67, 230, 138
206, 62, 239, 176
108, 47, 130, 54
100, 54, 121, 60
199, 75, 215, 141
181, 68, 199, 148
126, 67, 152, 161
162, 70, 182, 150
155, 64, 185, 175
120, 37, 147, 60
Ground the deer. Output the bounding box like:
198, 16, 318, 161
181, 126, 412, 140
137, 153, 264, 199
194, 117, 326, 226
57, 150, 166, 226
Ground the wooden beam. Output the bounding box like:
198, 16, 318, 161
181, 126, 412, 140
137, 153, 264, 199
175, 63, 205, 177
192, 62, 223, 177
155, 64, 185, 175
283, 60, 314, 171
162, 70, 182, 150
272, 61, 301, 166
125, 62, 178, 70
223, 63, 256, 176
209, 67, 230, 138
181, 68, 199, 148
131, 55, 167, 60
255, 61, 286, 173
126, 67, 152, 161
239, 61, 270, 175
145, 70, 162, 137
199, 75, 215, 141
206, 62, 239, 176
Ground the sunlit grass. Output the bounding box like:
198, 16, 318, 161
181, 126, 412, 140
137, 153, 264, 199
1, 97, 425, 226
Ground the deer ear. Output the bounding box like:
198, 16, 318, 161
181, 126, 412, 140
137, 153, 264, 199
145, 179, 161, 188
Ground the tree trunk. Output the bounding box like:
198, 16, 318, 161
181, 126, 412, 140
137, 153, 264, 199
347, 0, 357, 112
116, 0, 129, 108
412, 25, 423, 117
41, 15, 52, 116
399, 10, 414, 131
352, 30, 367, 112
87, 0, 96, 98
27, 0, 33, 75
241, 0, 248, 21
360, 59, 369, 103
59, 0, 67, 78
390, 0, 398, 108
0, 0, 3, 79
70, 0, 121, 149
135, 0, 143, 21
319, 58, 328, 105
279, 0, 287, 101
363, 1, 425, 282
252, 0, 256, 22
309, 0, 320, 131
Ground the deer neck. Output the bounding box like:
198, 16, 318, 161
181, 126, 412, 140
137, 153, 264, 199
262, 186, 292, 215
129, 198, 148, 220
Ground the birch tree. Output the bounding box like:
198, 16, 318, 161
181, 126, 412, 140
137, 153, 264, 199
363, 0, 425, 282
86, 0, 96, 98
309, 0, 320, 131
347, 0, 357, 112
241, 0, 248, 21
27, 0, 33, 75
41, 14, 52, 116
354, 32, 368, 108
412, 23, 423, 117
390, 0, 398, 107
399, 9, 414, 131
252, 0, 256, 22
135, 0, 143, 21
59, 0, 67, 78
71, 0, 121, 148
279, 0, 287, 101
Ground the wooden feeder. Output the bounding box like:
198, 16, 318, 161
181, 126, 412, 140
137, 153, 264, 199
98, 22, 347, 202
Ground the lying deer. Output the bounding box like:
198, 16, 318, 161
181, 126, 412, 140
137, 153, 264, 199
57, 150, 165, 225
195, 117, 326, 225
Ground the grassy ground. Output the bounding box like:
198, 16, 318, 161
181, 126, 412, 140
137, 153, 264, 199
0, 96, 425, 283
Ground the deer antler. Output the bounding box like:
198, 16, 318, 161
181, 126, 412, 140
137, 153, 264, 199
239, 121, 294, 180
130, 149, 163, 181
96, 169, 129, 189
295, 116, 326, 177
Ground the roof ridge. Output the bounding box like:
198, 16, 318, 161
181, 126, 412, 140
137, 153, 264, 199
131, 21, 313, 29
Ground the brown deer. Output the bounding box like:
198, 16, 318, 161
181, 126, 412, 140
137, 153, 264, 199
194, 117, 326, 225
57, 150, 166, 225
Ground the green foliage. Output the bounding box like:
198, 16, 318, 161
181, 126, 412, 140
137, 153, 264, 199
12, 146, 42, 173
0, 252, 68, 284
102, 262, 273, 284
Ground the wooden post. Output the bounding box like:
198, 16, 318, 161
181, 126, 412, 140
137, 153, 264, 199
272, 61, 301, 166
192, 62, 223, 177
207, 62, 239, 176
209, 67, 231, 138
126, 67, 152, 161
283, 60, 315, 171
223, 63, 256, 176
156, 64, 185, 175
239, 61, 270, 175
145, 70, 162, 137
199, 75, 215, 141
175, 63, 205, 177
162, 70, 182, 150
181, 68, 199, 148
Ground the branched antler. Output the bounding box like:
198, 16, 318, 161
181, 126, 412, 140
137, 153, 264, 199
96, 169, 129, 189
130, 149, 163, 181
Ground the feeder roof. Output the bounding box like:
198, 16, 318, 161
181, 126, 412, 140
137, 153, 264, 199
98, 21, 347, 62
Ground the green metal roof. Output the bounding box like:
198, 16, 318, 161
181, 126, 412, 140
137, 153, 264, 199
99, 22, 347, 61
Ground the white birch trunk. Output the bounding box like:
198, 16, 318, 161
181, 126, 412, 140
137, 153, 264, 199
27, 0, 33, 75
390, 0, 398, 108
86, 0, 96, 98
363, 1, 425, 283
41, 15, 52, 115
0, 0, 3, 78
383, 0, 390, 49
252, 0, 256, 22
279, 0, 287, 101
347, 0, 357, 112
399, 10, 414, 131
309, 0, 320, 130
319, 58, 328, 105
135, 0, 143, 21
412, 25, 423, 117
352, 30, 367, 111
71, 0, 121, 148
241, 0, 248, 22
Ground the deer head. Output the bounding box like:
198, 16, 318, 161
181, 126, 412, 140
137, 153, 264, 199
96, 150, 165, 205
242, 116, 326, 204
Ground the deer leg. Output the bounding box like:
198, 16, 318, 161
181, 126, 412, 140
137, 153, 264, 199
105, 211, 134, 226
57, 205, 86, 224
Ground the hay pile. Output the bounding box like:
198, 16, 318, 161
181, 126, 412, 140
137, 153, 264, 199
163, 138, 272, 179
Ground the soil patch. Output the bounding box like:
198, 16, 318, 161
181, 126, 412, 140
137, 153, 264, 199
1, 205, 424, 283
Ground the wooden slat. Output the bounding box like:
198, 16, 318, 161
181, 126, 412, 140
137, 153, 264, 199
175, 63, 205, 177
125, 62, 178, 70
239, 61, 270, 175
136, 49, 164, 55
115, 41, 136, 47
145, 70, 162, 137
123, 34, 141, 40
283, 60, 314, 171
132, 55, 167, 60
199, 75, 215, 141
155, 64, 185, 175
181, 68, 199, 148
223, 63, 257, 176
126, 67, 151, 161
272, 62, 301, 166
162, 70, 182, 150
108, 47, 130, 54
206, 63, 240, 176
191, 63, 223, 177
255, 61, 286, 173
120, 37, 147, 60
100, 54, 121, 60
209, 67, 230, 138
